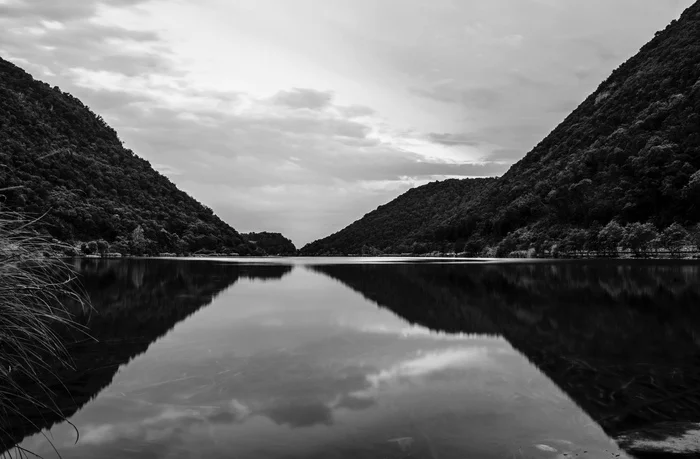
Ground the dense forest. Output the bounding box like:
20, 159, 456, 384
302, 1, 700, 257
0, 57, 285, 256
301, 178, 495, 255
242, 232, 297, 255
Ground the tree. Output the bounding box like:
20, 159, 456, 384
96, 239, 109, 256
80, 242, 94, 255
462, 238, 485, 257
495, 232, 518, 258
131, 225, 147, 255
560, 228, 588, 256
659, 223, 689, 257
692, 223, 700, 252
598, 221, 626, 256
110, 236, 130, 255
622, 222, 658, 257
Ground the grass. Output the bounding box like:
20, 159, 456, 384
0, 211, 89, 457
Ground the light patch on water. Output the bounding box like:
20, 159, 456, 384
360, 324, 504, 341
78, 399, 251, 446
620, 424, 700, 454
351, 346, 495, 399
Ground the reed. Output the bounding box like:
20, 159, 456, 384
0, 211, 88, 457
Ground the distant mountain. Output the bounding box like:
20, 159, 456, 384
301, 178, 495, 255
242, 232, 297, 255
302, 2, 700, 256
0, 57, 286, 256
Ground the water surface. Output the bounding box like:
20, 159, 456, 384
16, 258, 700, 458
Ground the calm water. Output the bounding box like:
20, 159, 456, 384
12, 258, 700, 458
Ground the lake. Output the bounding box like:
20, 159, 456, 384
9, 258, 700, 458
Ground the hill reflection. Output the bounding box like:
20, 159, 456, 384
311, 261, 700, 436
0, 259, 292, 452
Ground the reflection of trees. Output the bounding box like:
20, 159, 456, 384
312, 261, 700, 435
0, 260, 292, 452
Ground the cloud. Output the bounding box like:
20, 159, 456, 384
271, 87, 334, 110
411, 83, 502, 110
338, 104, 376, 118
427, 132, 481, 147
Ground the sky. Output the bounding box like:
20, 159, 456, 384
0, 0, 694, 245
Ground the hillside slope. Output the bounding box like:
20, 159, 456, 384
0, 57, 263, 255
242, 232, 297, 255
301, 178, 495, 255
303, 2, 700, 256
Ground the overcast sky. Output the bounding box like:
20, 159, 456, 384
0, 0, 693, 245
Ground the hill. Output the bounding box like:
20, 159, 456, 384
301, 178, 495, 255
242, 232, 297, 255
0, 56, 271, 256
302, 2, 700, 256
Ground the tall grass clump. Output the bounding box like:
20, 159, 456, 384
0, 211, 88, 456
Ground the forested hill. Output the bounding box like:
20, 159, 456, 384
0, 56, 267, 255
301, 178, 496, 255
303, 2, 700, 257
242, 232, 297, 255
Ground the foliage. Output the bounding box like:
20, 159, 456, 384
0, 57, 274, 255
301, 178, 496, 255
692, 223, 700, 251
242, 232, 297, 255
659, 222, 690, 257
301, 2, 700, 257
622, 222, 658, 257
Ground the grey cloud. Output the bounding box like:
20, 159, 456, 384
0, 1, 95, 20
0, 3, 173, 84
76, 87, 152, 112
489, 148, 524, 161
573, 67, 597, 81
575, 37, 621, 63
81, 85, 504, 184
338, 104, 376, 118
427, 132, 481, 146
545, 99, 580, 114
245, 114, 372, 139
411, 83, 502, 110
271, 87, 334, 110
509, 72, 551, 89
0, 0, 149, 21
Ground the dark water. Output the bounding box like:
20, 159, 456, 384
11, 258, 700, 458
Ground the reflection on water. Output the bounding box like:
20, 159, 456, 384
10, 259, 700, 458
312, 261, 700, 436
0, 259, 291, 451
